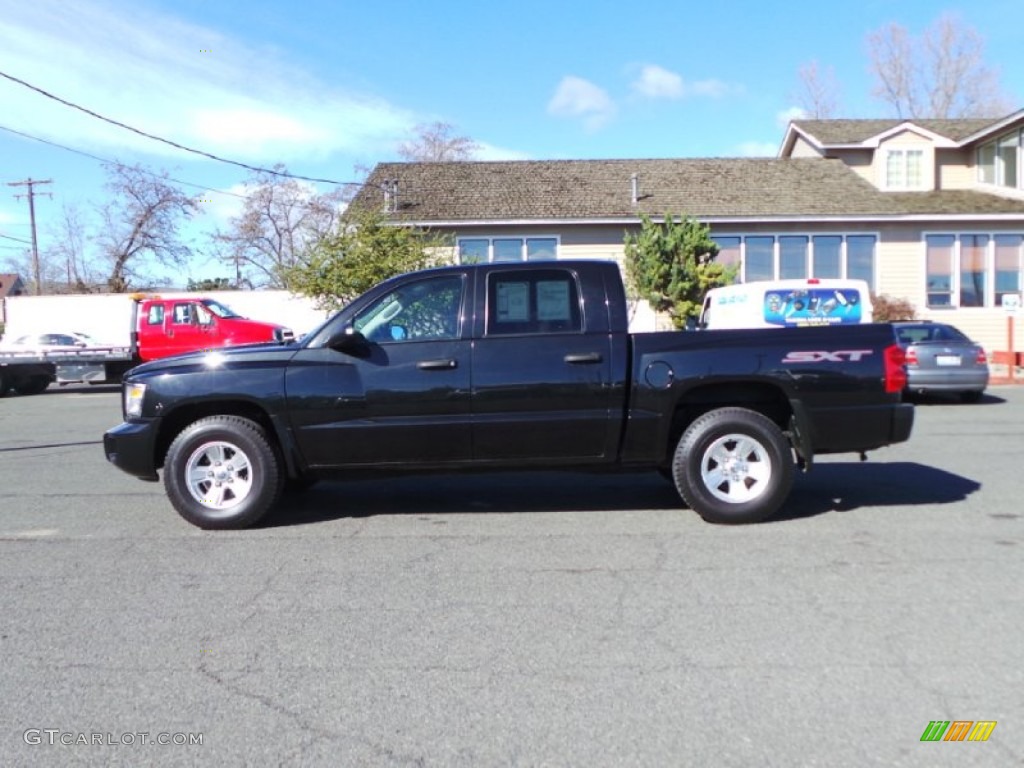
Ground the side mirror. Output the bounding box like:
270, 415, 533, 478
327, 327, 370, 357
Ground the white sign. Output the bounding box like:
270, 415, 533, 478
1002, 293, 1021, 314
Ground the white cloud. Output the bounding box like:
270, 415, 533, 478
631, 65, 684, 100
547, 76, 616, 131
0, 0, 416, 165
736, 141, 778, 157
629, 65, 731, 101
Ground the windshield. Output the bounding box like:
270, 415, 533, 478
201, 299, 242, 319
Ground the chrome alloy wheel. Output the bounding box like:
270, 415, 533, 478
699, 433, 773, 504
184, 440, 254, 510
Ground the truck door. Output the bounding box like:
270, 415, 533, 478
285, 274, 473, 467
470, 267, 617, 462
162, 301, 204, 357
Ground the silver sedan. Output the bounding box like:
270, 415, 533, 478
893, 321, 990, 402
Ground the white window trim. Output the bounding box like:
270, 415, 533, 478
457, 235, 561, 264
921, 231, 1024, 309
884, 148, 926, 190
720, 232, 878, 289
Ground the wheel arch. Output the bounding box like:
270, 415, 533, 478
154, 399, 303, 479
663, 381, 794, 467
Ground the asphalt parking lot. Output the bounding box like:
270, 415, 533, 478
1, 384, 1022, 767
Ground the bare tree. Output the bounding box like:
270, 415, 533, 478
96, 164, 197, 292
397, 121, 479, 162
214, 165, 346, 288
795, 60, 842, 119
868, 13, 1012, 118
45, 203, 100, 292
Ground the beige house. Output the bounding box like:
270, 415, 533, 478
355, 110, 1024, 354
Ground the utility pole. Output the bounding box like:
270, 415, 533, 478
7, 178, 52, 295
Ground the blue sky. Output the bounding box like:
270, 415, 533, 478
1, 0, 1023, 283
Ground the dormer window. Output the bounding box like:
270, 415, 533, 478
885, 149, 924, 189
977, 130, 1021, 188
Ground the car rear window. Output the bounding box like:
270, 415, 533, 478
896, 324, 970, 344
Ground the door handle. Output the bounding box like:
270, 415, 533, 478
417, 358, 457, 370
564, 352, 603, 364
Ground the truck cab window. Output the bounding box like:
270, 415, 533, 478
147, 305, 164, 325
173, 304, 194, 324
354, 276, 463, 343
487, 269, 582, 335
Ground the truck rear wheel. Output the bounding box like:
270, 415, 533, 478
164, 416, 284, 530
672, 407, 794, 525
13, 375, 52, 396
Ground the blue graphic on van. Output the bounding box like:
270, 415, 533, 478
763, 288, 863, 326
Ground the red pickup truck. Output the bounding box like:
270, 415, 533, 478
0, 294, 292, 396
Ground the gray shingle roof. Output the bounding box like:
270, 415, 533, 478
355, 158, 1024, 222
792, 118, 999, 144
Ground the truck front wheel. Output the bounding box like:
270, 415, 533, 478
164, 416, 284, 530
672, 407, 794, 525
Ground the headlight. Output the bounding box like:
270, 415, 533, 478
124, 382, 146, 418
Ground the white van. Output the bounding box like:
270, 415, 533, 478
700, 279, 872, 330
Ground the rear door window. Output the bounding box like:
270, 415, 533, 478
486, 269, 582, 336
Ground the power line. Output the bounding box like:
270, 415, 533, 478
0, 232, 33, 245
0, 69, 377, 189
0, 123, 249, 200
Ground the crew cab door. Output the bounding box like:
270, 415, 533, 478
470, 266, 618, 462
161, 301, 207, 357
285, 274, 472, 467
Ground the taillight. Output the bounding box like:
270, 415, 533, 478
904, 347, 918, 367
976, 347, 987, 364
884, 344, 908, 393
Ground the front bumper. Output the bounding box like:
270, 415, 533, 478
103, 420, 160, 481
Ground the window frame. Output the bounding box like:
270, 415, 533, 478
710, 232, 877, 290
923, 231, 1024, 309
884, 148, 925, 190
458, 235, 561, 264
484, 268, 583, 337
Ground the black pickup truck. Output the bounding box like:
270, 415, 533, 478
103, 260, 913, 529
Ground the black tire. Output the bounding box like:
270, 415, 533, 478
672, 407, 794, 525
13, 375, 52, 396
959, 390, 983, 404
164, 416, 283, 530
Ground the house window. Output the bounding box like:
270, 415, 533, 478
846, 236, 876, 291
998, 133, 1019, 188
995, 235, 1023, 307
978, 143, 996, 184
812, 236, 842, 279
459, 239, 489, 264
711, 236, 741, 282
457, 237, 559, 264
885, 149, 924, 189
713, 234, 875, 287
926, 233, 1024, 308
959, 235, 988, 307
926, 235, 955, 308
744, 237, 774, 281
779, 236, 808, 279
978, 132, 1022, 188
